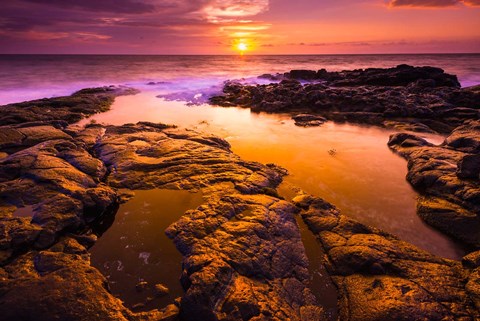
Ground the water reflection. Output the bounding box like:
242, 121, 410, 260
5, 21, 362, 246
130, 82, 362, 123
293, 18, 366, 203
90, 189, 204, 310
82, 92, 465, 260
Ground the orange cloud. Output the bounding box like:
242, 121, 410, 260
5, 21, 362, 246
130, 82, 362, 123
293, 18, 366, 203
463, 0, 480, 5
202, 0, 269, 23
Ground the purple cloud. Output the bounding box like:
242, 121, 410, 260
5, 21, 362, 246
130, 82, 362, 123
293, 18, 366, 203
388, 0, 480, 6
23, 0, 157, 14
0, 0, 273, 53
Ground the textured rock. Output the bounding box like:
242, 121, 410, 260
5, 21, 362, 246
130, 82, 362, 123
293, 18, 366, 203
463, 251, 480, 269
93, 123, 284, 194
313, 64, 461, 87
0, 92, 181, 321
287, 70, 319, 80
457, 154, 480, 179
0, 241, 175, 321
445, 120, 480, 153
289, 64, 462, 87
0, 97, 322, 320
2, 78, 479, 321
0, 86, 138, 126
383, 120, 437, 133
166, 192, 324, 321
0, 138, 119, 254
293, 194, 480, 321
388, 121, 480, 247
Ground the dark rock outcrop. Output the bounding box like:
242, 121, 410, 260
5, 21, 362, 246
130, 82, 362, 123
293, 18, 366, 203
292, 114, 327, 127
0, 86, 138, 126
284, 65, 460, 87
211, 65, 479, 134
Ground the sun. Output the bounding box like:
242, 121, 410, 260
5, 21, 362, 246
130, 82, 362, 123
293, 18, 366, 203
232, 39, 252, 55
237, 43, 248, 52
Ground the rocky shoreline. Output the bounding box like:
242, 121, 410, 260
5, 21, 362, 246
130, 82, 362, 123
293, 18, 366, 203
1, 64, 479, 320
210, 65, 480, 249
211, 65, 480, 134
388, 121, 480, 248
0, 89, 323, 320
293, 194, 480, 321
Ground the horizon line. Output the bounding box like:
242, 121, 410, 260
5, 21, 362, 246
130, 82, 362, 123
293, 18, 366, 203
1, 52, 480, 56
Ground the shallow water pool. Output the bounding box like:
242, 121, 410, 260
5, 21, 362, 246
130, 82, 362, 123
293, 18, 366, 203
82, 91, 464, 260
90, 189, 203, 310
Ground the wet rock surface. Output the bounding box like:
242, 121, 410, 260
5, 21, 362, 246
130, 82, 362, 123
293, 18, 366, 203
0, 90, 325, 320
211, 64, 480, 256
388, 120, 480, 247
166, 191, 324, 321
0, 86, 138, 126
292, 114, 327, 127
1, 73, 479, 321
292, 193, 480, 321
210, 65, 479, 134
93, 122, 284, 193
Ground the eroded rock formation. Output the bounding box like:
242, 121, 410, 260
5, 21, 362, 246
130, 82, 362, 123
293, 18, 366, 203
292, 193, 480, 321
388, 120, 480, 247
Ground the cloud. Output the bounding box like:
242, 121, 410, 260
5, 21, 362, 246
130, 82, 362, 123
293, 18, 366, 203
0, 29, 111, 42
389, 0, 457, 6
291, 41, 373, 47
0, 0, 272, 53
388, 0, 480, 7
23, 0, 157, 14
201, 0, 269, 23
463, 0, 480, 5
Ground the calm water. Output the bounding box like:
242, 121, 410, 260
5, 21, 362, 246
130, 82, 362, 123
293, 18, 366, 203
90, 189, 204, 310
81, 92, 462, 260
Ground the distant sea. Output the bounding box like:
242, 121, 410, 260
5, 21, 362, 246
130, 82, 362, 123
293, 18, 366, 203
0, 54, 479, 105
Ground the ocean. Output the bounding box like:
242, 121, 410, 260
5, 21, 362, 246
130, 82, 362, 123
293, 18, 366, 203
0, 54, 479, 105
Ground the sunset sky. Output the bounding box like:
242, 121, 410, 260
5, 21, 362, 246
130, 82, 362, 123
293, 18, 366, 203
1, 0, 479, 54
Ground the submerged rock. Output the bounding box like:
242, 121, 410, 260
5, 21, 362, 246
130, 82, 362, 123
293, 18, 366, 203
292, 114, 327, 127
154, 284, 170, 297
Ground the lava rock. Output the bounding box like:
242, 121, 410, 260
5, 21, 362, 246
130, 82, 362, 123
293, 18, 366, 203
293, 194, 480, 321
457, 154, 480, 179
0, 86, 138, 127
210, 65, 473, 134
389, 123, 480, 247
